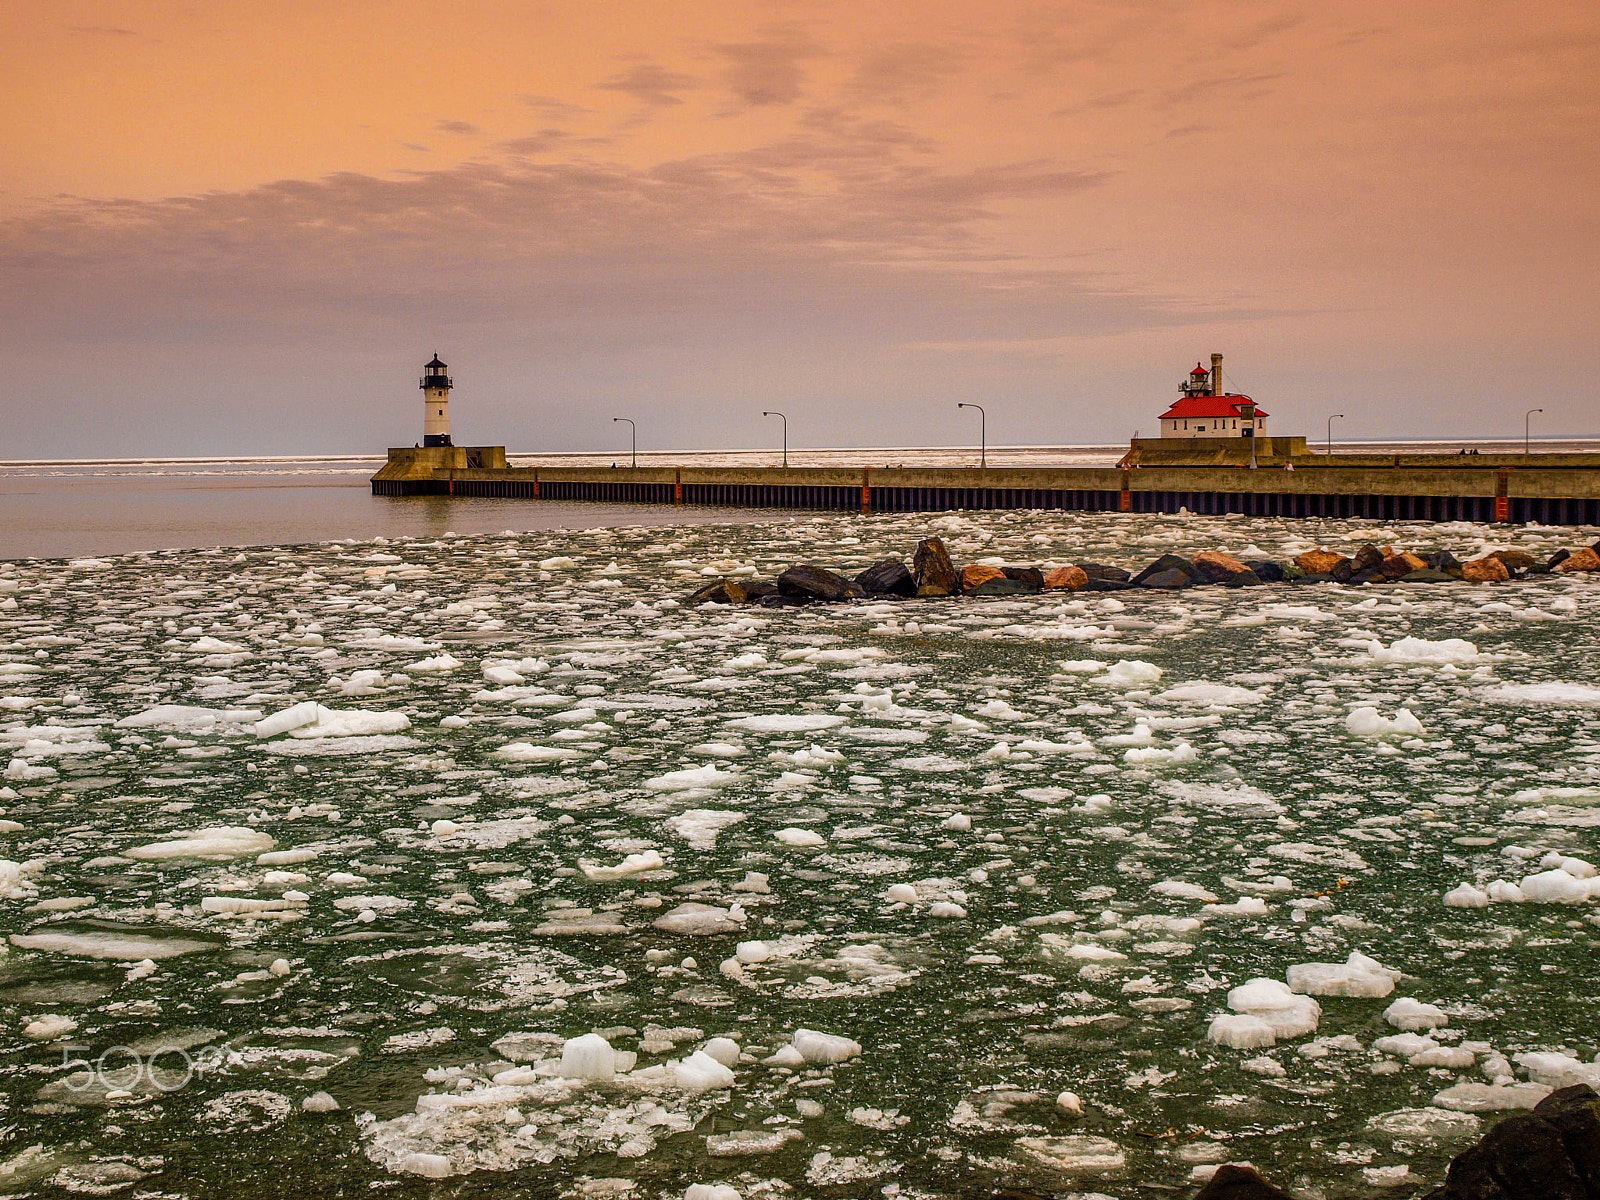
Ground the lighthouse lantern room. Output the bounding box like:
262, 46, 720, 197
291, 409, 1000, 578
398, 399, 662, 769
420, 354, 453, 447
1158, 352, 1268, 439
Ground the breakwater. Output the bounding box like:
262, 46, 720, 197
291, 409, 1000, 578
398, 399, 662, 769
372, 455, 1600, 525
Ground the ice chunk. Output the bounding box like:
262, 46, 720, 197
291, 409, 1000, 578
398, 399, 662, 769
125, 827, 275, 861
685, 1187, 741, 1200
1374, 1033, 1438, 1058
1514, 1052, 1600, 1089
1345, 707, 1424, 737
302, 1091, 339, 1112
644, 765, 741, 792
1099, 660, 1162, 687
581, 850, 665, 881
1207, 1015, 1277, 1048
664, 809, 744, 850
1432, 1082, 1553, 1112
653, 903, 744, 935
559, 1033, 617, 1081
1226, 978, 1321, 1037
792, 1029, 862, 1063
115, 705, 263, 730
254, 701, 322, 737
1384, 998, 1446, 1031
1014, 1135, 1127, 1172
23, 1014, 77, 1040
1444, 883, 1490, 908
886, 883, 918, 903
701, 1037, 741, 1066
1518, 869, 1593, 903
399, 1153, 453, 1178
1287, 951, 1399, 998
774, 828, 825, 847
725, 715, 846, 733
674, 1049, 735, 1092
1367, 637, 1482, 664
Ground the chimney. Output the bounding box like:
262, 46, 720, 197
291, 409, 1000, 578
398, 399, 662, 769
1210, 353, 1224, 397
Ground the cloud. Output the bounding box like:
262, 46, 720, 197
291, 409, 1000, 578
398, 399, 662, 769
69, 25, 139, 37
595, 62, 699, 106
436, 120, 481, 135
711, 27, 826, 108
845, 42, 968, 104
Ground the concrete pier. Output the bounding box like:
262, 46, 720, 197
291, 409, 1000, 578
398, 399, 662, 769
371, 444, 1600, 526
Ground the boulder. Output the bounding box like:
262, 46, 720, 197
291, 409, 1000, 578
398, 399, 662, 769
1548, 548, 1572, 571
912, 538, 963, 597
1461, 557, 1511, 583
1380, 552, 1428, 580
1427, 550, 1465, 575
960, 564, 1007, 592
1557, 547, 1600, 574
1139, 568, 1193, 590
1193, 1164, 1294, 1200
1353, 543, 1386, 573
1243, 559, 1285, 582
1000, 566, 1046, 590
1294, 549, 1346, 575
1077, 561, 1131, 584
1295, 572, 1338, 585
1489, 548, 1538, 572
1042, 565, 1090, 591
968, 577, 1038, 596
1131, 554, 1200, 587
684, 579, 735, 605
1400, 568, 1458, 584
1348, 567, 1383, 585
777, 564, 853, 602
854, 559, 916, 597
1191, 551, 1262, 587
1328, 556, 1356, 583
759, 593, 811, 608
1420, 1084, 1600, 1200
724, 580, 777, 604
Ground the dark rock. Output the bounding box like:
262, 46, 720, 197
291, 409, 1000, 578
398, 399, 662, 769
777, 564, 853, 602
1077, 561, 1131, 584
1353, 543, 1386, 572
1489, 548, 1537, 572
1000, 566, 1045, 590
1427, 550, 1465, 575
1548, 548, 1572, 571
1422, 1084, 1600, 1200
1381, 552, 1428, 580
1348, 567, 1383, 584
1329, 556, 1356, 583
912, 538, 963, 597
724, 580, 776, 604
1295, 571, 1337, 584
684, 579, 734, 605
1082, 578, 1136, 592
854, 559, 916, 597
1400, 568, 1457, 583
1131, 554, 1200, 587
1242, 559, 1285, 582
1139, 568, 1193, 590
1193, 1164, 1294, 1200
758, 593, 810, 608
968, 577, 1038, 596
1280, 563, 1306, 580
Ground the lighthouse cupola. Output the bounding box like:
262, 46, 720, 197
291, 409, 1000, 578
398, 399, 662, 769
1181, 362, 1212, 397
419, 353, 453, 447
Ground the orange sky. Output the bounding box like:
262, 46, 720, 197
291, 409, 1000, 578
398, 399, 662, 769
5, 0, 1598, 455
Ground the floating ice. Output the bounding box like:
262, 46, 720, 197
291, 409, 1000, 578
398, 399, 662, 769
1287, 951, 1399, 998
1226, 978, 1321, 1037
1345, 707, 1424, 738
674, 1049, 735, 1093
725, 715, 847, 733
1366, 637, 1483, 664
1384, 998, 1447, 1031
774, 827, 825, 846
1481, 683, 1600, 706
644, 765, 741, 792
581, 850, 665, 881
124, 827, 275, 861
792, 1029, 862, 1063
1098, 660, 1162, 687
559, 1033, 616, 1081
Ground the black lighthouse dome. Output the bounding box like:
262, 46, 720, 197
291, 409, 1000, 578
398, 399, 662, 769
420, 353, 452, 391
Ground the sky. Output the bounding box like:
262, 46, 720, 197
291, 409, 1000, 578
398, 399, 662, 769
4, 0, 1598, 457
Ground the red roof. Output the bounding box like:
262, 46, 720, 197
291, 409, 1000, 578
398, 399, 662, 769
1159, 394, 1268, 420
1190, 364, 1210, 376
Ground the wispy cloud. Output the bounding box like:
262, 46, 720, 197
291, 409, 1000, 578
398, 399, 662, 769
596, 62, 699, 107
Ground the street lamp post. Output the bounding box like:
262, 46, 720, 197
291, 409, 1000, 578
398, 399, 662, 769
612, 417, 636, 468
957, 402, 986, 468
1525, 408, 1543, 456
762, 411, 787, 468
1327, 413, 1344, 456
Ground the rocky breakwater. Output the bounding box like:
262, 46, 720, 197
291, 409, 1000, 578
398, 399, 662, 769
684, 535, 1600, 606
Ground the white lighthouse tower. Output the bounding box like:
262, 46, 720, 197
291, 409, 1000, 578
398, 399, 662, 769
421, 353, 453, 447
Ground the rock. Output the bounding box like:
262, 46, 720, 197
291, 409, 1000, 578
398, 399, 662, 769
725, 580, 776, 604
1353, 543, 1386, 573
1329, 556, 1356, 583
1000, 566, 1045, 590
1489, 549, 1538, 572
968, 576, 1037, 596
960, 564, 1007, 592
1381, 552, 1428, 580
758, 593, 810, 608
1401, 568, 1458, 584
1548, 549, 1572, 571
1191, 551, 1262, 587
1243, 559, 1285, 582
1193, 1164, 1294, 1200
1078, 562, 1131, 584
1294, 549, 1346, 575
684, 579, 735, 605
1348, 567, 1383, 585
1139, 568, 1193, 590
1427, 550, 1465, 576
1131, 554, 1200, 587
1461, 557, 1511, 583
1042, 565, 1090, 591
854, 559, 916, 597
1420, 1084, 1600, 1200
1557, 547, 1600, 574
912, 538, 963, 597
1295, 572, 1338, 585
777, 564, 854, 602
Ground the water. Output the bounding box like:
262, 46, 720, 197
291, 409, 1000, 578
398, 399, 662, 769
2, 501, 1599, 1198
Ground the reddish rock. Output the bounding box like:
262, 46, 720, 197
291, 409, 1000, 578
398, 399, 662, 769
1042, 565, 1090, 591
1489, 548, 1538, 572
1380, 552, 1428, 580
1461, 557, 1511, 583
1557, 547, 1600, 574
1191, 551, 1260, 586
960, 564, 1006, 592
1295, 549, 1345, 575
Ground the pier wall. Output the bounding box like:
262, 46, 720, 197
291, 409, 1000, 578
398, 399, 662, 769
371, 460, 1600, 526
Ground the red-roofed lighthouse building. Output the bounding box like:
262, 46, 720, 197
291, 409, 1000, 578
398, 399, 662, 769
1158, 353, 1267, 439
